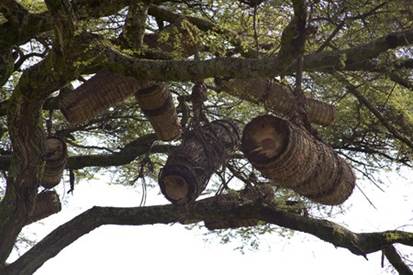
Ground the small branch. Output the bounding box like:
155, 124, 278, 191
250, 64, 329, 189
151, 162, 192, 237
383, 245, 413, 275
0, 134, 174, 171
335, 74, 413, 151
122, 2, 148, 49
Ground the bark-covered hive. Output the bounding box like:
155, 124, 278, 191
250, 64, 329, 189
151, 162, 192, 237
60, 71, 145, 124
40, 136, 67, 189
241, 115, 355, 205
135, 84, 182, 141
159, 120, 240, 204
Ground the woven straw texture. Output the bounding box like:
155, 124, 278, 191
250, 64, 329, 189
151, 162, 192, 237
242, 115, 355, 205
29, 191, 61, 223
40, 137, 67, 189
60, 71, 145, 124
221, 78, 336, 126
135, 84, 181, 141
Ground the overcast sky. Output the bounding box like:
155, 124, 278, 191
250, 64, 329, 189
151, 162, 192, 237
7, 168, 413, 275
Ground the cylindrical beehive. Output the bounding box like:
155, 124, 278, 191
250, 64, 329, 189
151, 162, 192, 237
219, 78, 336, 126
40, 136, 67, 189
28, 191, 62, 224
241, 115, 355, 205
60, 71, 147, 124
159, 120, 240, 204
135, 84, 182, 141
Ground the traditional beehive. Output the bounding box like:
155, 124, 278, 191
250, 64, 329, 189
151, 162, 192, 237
241, 115, 355, 205
219, 78, 336, 126
28, 191, 62, 224
60, 71, 145, 124
135, 84, 182, 141
158, 120, 240, 204
40, 136, 67, 189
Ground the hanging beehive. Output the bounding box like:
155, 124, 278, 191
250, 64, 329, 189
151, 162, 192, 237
158, 120, 240, 204
60, 71, 147, 124
28, 191, 62, 224
219, 78, 336, 126
135, 84, 182, 141
40, 136, 67, 189
241, 115, 355, 205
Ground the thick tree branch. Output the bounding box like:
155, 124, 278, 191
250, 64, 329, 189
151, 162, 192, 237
0, 32, 107, 265
82, 28, 413, 81
277, 0, 307, 72
0, 134, 173, 171
5, 188, 413, 275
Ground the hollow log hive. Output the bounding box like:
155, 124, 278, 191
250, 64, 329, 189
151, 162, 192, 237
135, 84, 182, 141
59, 71, 146, 124
219, 78, 336, 126
40, 136, 67, 189
158, 120, 240, 204
241, 115, 355, 205
28, 191, 62, 224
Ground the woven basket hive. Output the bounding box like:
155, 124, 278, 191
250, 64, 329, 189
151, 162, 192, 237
40, 136, 67, 189
135, 84, 182, 141
60, 71, 146, 124
158, 120, 240, 204
29, 191, 62, 224
241, 115, 355, 205
220, 78, 336, 126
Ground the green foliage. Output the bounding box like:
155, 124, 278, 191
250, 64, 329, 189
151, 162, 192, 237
16, 0, 47, 13
3, 0, 413, 256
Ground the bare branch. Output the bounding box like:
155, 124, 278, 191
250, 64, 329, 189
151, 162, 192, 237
383, 245, 413, 275
5, 188, 413, 274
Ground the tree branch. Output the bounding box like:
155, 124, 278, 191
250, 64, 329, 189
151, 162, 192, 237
383, 245, 413, 275
0, 134, 173, 171
335, 74, 413, 151
5, 188, 413, 274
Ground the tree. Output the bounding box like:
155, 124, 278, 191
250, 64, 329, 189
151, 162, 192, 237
1, 0, 413, 274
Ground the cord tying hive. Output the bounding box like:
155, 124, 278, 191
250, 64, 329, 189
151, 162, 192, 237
241, 115, 355, 205
158, 119, 240, 204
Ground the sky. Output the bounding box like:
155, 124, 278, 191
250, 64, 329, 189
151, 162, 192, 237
7, 168, 413, 275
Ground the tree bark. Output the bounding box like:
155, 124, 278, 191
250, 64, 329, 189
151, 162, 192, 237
4, 186, 413, 275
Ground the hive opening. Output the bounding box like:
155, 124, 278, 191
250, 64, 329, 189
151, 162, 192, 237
162, 175, 189, 202
242, 116, 289, 164
241, 115, 355, 205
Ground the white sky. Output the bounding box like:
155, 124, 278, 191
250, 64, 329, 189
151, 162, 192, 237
8, 168, 413, 275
